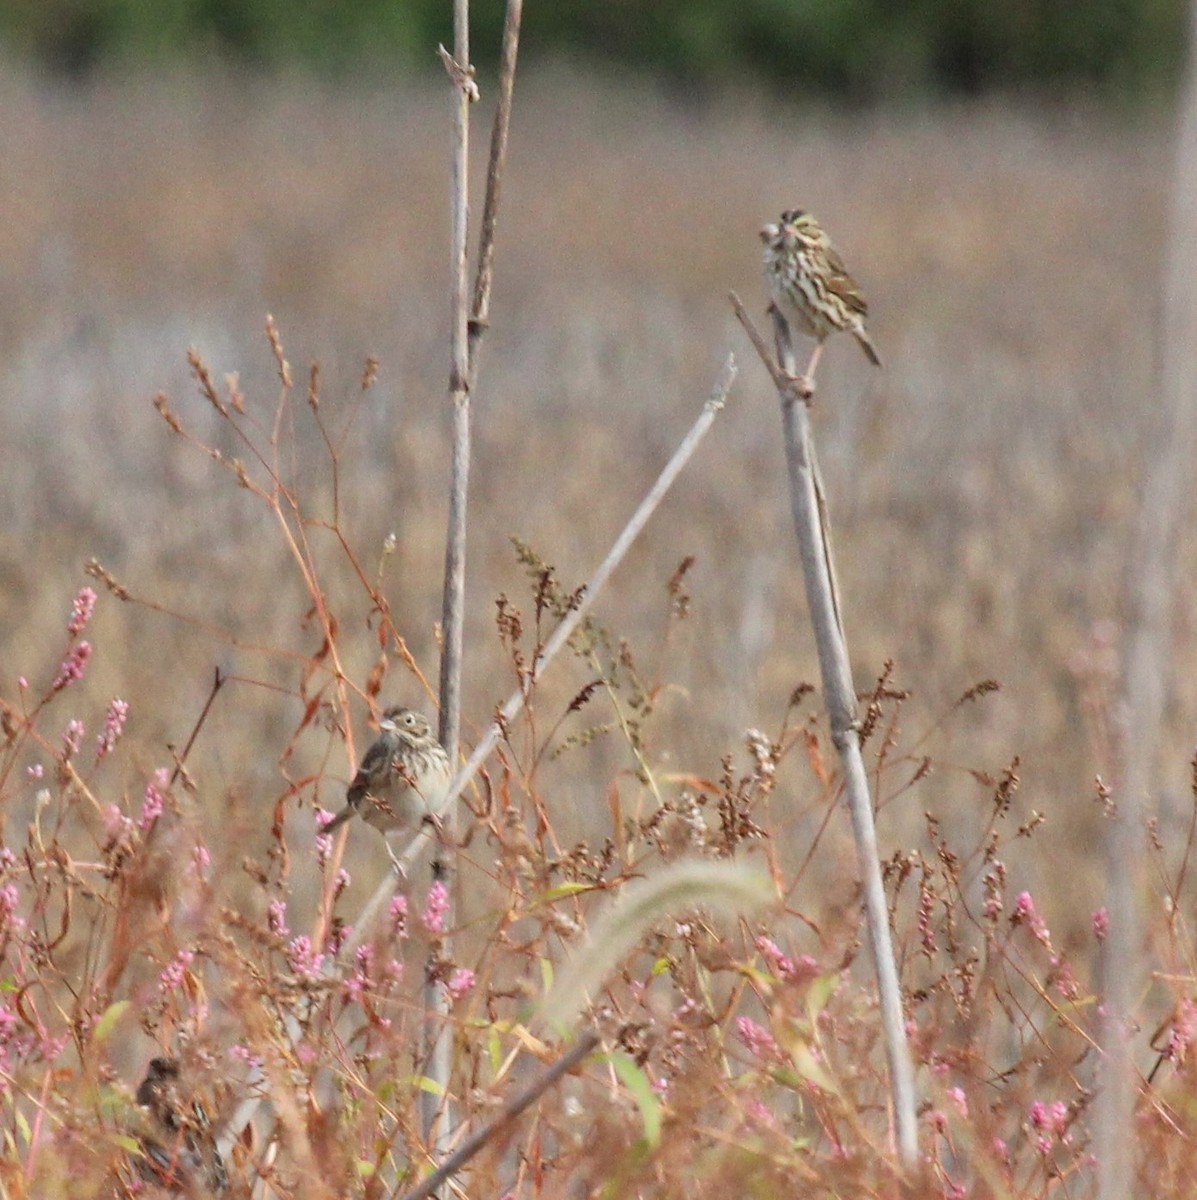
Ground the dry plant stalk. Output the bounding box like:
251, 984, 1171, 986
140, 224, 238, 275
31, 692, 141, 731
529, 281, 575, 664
427, 0, 524, 1151
1097, 4, 1197, 1195
731, 291, 918, 1165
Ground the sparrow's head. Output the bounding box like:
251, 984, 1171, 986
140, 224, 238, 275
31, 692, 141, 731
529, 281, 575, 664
136, 1057, 180, 1107
145, 1057, 180, 1082
379, 706, 434, 742
761, 209, 821, 248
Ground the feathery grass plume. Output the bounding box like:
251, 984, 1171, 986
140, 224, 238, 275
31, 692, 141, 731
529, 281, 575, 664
539, 858, 772, 1031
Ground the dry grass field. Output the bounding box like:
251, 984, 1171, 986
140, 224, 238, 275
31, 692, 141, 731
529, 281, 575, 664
1, 58, 1194, 1195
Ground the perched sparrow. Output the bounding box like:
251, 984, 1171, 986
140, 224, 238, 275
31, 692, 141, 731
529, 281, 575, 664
131, 1056, 228, 1195
761, 208, 880, 393
324, 706, 453, 841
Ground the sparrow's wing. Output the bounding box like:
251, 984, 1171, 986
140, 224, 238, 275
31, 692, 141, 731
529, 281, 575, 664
824, 246, 869, 316
346, 734, 397, 805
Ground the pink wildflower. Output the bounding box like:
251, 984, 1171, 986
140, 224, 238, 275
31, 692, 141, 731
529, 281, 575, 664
287, 935, 325, 981
735, 1016, 778, 1061
52, 642, 91, 692
755, 935, 795, 978
390, 894, 409, 939
422, 881, 450, 934
67, 587, 97, 636
139, 768, 169, 830
446, 967, 476, 1000
267, 899, 289, 938
62, 720, 85, 758
96, 699, 128, 757
159, 949, 195, 992
1013, 891, 1052, 948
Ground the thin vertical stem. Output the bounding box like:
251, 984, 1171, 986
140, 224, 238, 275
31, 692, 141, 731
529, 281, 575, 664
732, 293, 918, 1166
1097, 3, 1197, 1195
469, 0, 522, 366
427, 0, 473, 1152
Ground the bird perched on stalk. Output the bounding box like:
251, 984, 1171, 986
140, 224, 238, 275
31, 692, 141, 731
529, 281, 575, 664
760, 208, 880, 395
131, 1056, 228, 1195
323, 706, 453, 869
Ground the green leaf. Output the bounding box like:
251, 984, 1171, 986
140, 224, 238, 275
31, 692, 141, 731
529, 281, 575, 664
92, 1000, 131, 1044
534, 883, 593, 904
487, 1025, 503, 1074
609, 1053, 662, 1147
404, 1074, 446, 1097
788, 1040, 838, 1096
805, 972, 840, 1024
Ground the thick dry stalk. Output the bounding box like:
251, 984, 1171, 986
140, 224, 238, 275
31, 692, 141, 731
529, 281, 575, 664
427, 0, 475, 1151
732, 293, 918, 1166
342, 356, 737, 954
1096, 4, 1197, 1195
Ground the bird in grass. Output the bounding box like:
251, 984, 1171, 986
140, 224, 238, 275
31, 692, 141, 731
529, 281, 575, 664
760, 208, 880, 395
132, 1056, 228, 1195
323, 707, 453, 867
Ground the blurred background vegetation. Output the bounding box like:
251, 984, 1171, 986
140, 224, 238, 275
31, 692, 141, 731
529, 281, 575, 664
0, 0, 1188, 102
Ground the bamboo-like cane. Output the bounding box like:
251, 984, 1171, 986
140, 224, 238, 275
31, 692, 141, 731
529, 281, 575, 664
731, 292, 918, 1166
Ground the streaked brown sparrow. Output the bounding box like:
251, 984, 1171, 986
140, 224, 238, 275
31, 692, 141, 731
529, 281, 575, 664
761, 208, 880, 394
131, 1056, 228, 1195
324, 706, 453, 843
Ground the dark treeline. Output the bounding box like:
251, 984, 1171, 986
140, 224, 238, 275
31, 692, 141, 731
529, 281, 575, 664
0, 0, 1186, 101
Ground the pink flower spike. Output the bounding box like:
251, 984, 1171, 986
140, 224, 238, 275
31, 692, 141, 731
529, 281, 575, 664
754, 935, 796, 978
1013, 890, 1052, 948
267, 899, 289, 938
67, 587, 97, 636
52, 642, 92, 692
96, 698, 129, 758
139, 768, 169, 831
389, 893, 409, 939
286, 935, 325, 981
422, 881, 450, 934
735, 1016, 779, 1061
159, 948, 195, 992
446, 967, 475, 999
1092, 907, 1109, 941
62, 720, 85, 758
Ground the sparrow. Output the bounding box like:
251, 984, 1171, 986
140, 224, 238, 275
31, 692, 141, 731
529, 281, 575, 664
131, 1056, 228, 1195
323, 706, 453, 840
